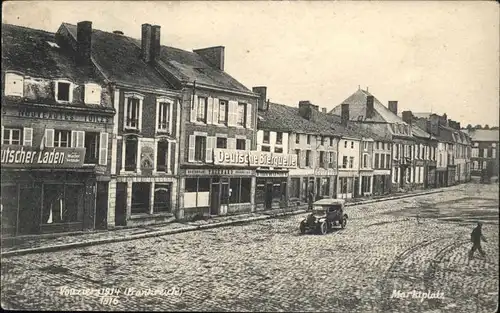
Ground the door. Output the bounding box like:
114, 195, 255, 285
95, 182, 108, 230
1, 185, 19, 237
115, 182, 127, 226
265, 183, 273, 210
353, 177, 360, 198
220, 182, 229, 215
18, 183, 41, 235
210, 183, 220, 216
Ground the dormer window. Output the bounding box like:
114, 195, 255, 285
4, 73, 24, 97
84, 83, 102, 105
55, 80, 73, 103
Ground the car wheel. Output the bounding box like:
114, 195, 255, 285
341, 217, 347, 229
300, 221, 306, 234
320, 222, 328, 235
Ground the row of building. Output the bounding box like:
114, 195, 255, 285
1, 21, 499, 237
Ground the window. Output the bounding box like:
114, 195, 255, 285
295, 149, 301, 157
42, 184, 84, 225
321, 177, 330, 196
320, 137, 325, 146
331, 137, 335, 146
276, 132, 283, 145
275, 147, 283, 153
125, 97, 141, 129
362, 154, 369, 168
483, 148, 488, 158
4, 73, 24, 97
386, 154, 390, 169
157, 101, 171, 132
131, 182, 151, 214
237, 103, 247, 126
362, 176, 371, 193
197, 97, 207, 123
472, 148, 479, 158
344, 141, 347, 148
349, 157, 354, 168
363, 142, 368, 150
482, 161, 487, 169
195, 136, 206, 161
84, 132, 99, 164
261, 145, 270, 152
2, 128, 22, 145
493, 149, 496, 158
216, 137, 227, 149
319, 151, 325, 168
229, 178, 251, 204
329, 152, 335, 168
305, 150, 311, 167
375, 154, 380, 169
351, 141, 354, 149
54, 130, 71, 147
342, 156, 348, 168
295, 134, 300, 144
218, 100, 228, 124
291, 178, 300, 199
84, 83, 101, 105
55, 81, 71, 102
236, 139, 246, 150
156, 140, 169, 172
263, 131, 270, 144
153, 184, 171, 213
307, 135, 311, 145
125, 137, 138, 171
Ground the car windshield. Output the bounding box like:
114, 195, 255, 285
313, 207, 326, 215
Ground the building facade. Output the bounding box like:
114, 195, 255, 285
466, 129, 499, 182
1, 23, 114, 236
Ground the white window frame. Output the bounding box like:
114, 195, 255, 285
154, 138, 172, 174
156, 97, 173, 134
4, 72, 24, 97
84, 83, 102, 105
54, 79, 74, 103
2, 127, 22, 145
121, 135, 141, 174
54, 129, 72, 147
124, 92, 144, 131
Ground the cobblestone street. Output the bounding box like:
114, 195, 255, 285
1, 184, 498, 312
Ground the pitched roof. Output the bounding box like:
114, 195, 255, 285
466, 129, 499, 142
61, 23, 251, 93
257, 102, 389, 141
411, 124, 435, 140
61, 23, 174, 90
412, 112, 432, 119
330, 89, 406, 124
2, 23, 101, 82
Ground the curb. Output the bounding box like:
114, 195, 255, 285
1, 188, 445, 257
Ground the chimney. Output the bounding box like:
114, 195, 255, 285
366, 95, 374, 118
253, 87, 268, 111
150, 25, 161, 61
194, 46, 225, 71
429, 114, 440, 135
141, 23, 152, 63
76, 21, 92, 66
341, 103, 350, 125
113, 30, 124, 35
388, 101, 398, 115
456, 122, 461, 130
402, 111, 413, 125
321, 108, 327, 114
311, 104, 319, 111
299, 101, 313, 120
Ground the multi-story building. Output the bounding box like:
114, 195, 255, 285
56, 22, 182, 227
1, 23, 115, 236
465, 129, 499, 182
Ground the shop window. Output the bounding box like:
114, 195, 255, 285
340, 177, 348, 194
55, 81, 71, 102
153, 184, 171, 213
195, 136, 206, 161
261, 145, 270, 152
84, 132, 99, 164
2, 128, 22, 145
156, 140, 169, 172
342, 156, 348, 168
131, 182, 150, 214
236, 139, 246, 150
255, 179, 266, 204
275, 147, 283, 153
276, 132, 283, 145
217, 137, 227, 149
305, 150, 311, 167
291, 178, 300, 199
272, 181, 282, 200
54, 130, 71, 147
185, 178, 198, 192
218, 100, 228, 125
42, 184, 84, 225
349, 157, 354, 168
1, 185, 19, 236
263, 131, 270, 144
125, 137, 138, 171
229, 178, 251, 204
197, 97, 207, 123
237, 103, 247, 126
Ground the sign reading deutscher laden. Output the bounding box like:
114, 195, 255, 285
1, 146, 86, 168
213, 149, 297, 168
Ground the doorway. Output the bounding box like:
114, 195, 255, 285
18, 184, 41, 235
265, 182, 273, 210
95, 182, 108, 230
115, 182, 127, 226
353, 177, 360, 198
210, 183, 220, 216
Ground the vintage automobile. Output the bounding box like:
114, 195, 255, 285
299, 199, 348, 235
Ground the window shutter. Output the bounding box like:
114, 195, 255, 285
245, 103, 252, 129
212, 98, 219, 124
168, 102, 173, 134
99, 132, 109, 165
228, 138, 236, 150
246, 139, 251, 151
190, 95, 198, 122
45, 129, 54, 148
5, 73, 24, 97
188, 135, 195, 162
1, 126, 4, 144
206, 136, 214, 163
299, 150, 305, 168
228, 100, 237, 126
77, 131, 85, 148
207, 97, 214, 124
23, 127, 33, 146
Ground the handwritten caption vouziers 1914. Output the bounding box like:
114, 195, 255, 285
59, 286, 183, 306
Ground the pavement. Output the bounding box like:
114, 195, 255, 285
1, 187, 449, 257
0, 183, 498, 312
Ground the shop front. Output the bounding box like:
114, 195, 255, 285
435, 168, 447, 188
0, 145, 95, 237
337, 170, 358, 199
314, 168, 337, 200
372, 170, 391, 195
447, 165, 457, 186
255, 170, 288, 211
426, 163, 437, 189
288, 169, 314, 206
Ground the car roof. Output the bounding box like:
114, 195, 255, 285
313, 199, 346, 206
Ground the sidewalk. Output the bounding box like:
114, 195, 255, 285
0, 187, 452, 257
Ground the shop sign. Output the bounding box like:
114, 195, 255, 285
256, 171, 288, 178
213, 149, 297, 168
2, 106, 112, 125
184, 168, 254, 176
314, 168, 336, 176
1, 145, 85, 168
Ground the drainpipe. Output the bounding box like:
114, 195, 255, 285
336, 137, 341, 199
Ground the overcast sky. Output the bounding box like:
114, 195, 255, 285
3, 1, 499, 126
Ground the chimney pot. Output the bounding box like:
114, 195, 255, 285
402, 111, 413, 125
299, 101, 313, 120
76, 21, 92, 66
141, 23, 152, 63
388, 101, 398, 115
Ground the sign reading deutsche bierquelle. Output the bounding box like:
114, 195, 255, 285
213, 148, 298, 168
1, 145, 86, 168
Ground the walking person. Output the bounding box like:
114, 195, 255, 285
468, 222, 487, 260
307, 189, 315, 211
